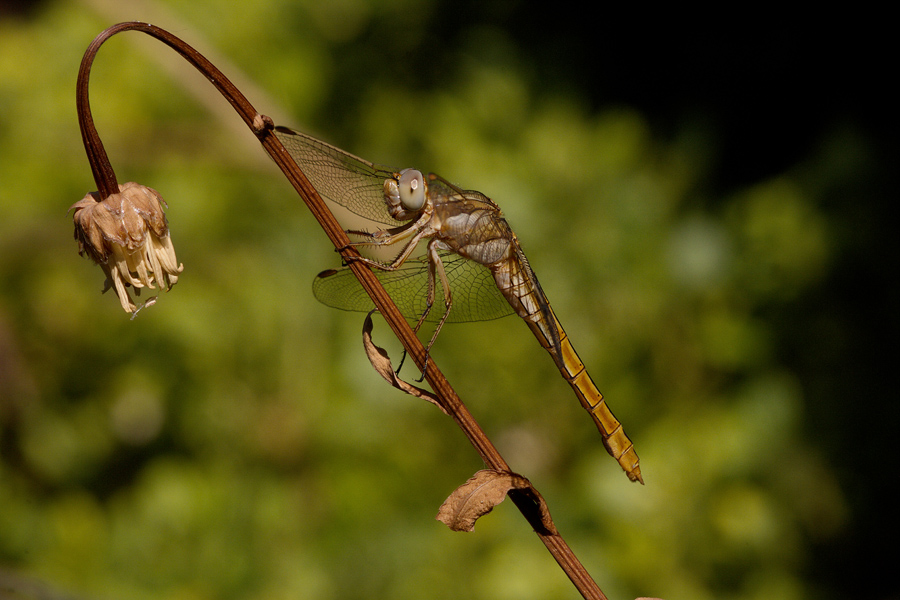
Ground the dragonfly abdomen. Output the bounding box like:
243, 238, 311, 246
526, 309, 643, 484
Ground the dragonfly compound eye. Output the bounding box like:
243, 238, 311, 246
398, 169, 425, 211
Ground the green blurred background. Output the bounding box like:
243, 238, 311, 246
1, 2, 894, 599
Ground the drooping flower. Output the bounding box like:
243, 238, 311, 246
70, 182, 183, 313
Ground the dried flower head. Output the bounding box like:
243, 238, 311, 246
70, 182, 184, 313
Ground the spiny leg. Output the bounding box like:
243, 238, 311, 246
339, 229, 425, 271
395, 240, 441, 376
414, 240, 453, 382
337, 224, 440, 376
397, 254, 437, 375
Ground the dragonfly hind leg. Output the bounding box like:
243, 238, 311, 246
394, 238, 453, 382
410, 239, 454, 381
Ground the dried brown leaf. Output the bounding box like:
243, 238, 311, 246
436, 469, 557, 533
362, 311, 448, 414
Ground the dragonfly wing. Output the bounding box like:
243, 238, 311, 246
439, 253, 516, 322
274, 126, 404, 226
313, 252, 514, 323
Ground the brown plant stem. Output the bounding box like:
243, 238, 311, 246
78, 22, 609, 600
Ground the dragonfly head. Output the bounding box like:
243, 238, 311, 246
384, 168, 426, 219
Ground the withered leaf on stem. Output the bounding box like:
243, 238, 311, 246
437, 469, 557, 534
362, 311, 448, 415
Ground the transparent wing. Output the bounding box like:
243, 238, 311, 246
313, 251, 515, 323
274, 126, 405, 226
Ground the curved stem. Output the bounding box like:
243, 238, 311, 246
77, 22, 262, 197
78, 22, 608, 600
77, 30, 118, 197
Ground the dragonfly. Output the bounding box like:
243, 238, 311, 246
275, 126, 642, 483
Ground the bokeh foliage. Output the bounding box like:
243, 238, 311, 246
0, 2, 890, 600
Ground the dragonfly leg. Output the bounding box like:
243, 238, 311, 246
340, 211, 432, 267
397, 241, 437, 379
396, 348, 410, 374
400, 242, 440, 379
414, 240, 454, 382
411, 239, 443, 334
341, 226, 431, 272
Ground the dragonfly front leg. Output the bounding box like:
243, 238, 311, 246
342, 216, 432, 271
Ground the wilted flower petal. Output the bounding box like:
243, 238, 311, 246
70, 182, 184, 313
